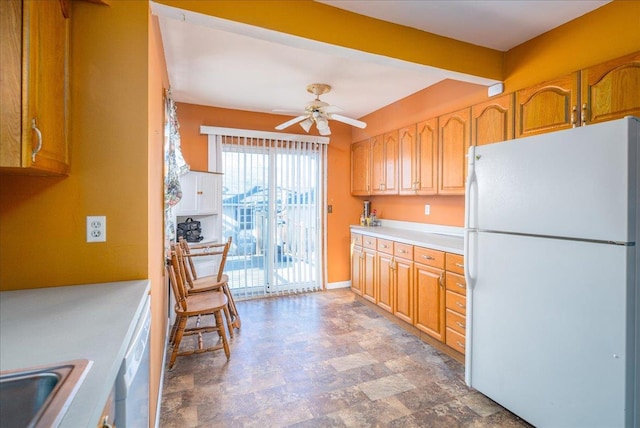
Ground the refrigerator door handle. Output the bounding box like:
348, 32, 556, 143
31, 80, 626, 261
464, 147, 477, 289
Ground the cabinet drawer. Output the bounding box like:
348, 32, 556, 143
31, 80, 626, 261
445, 272, 466, 296
362, 236, 377, 250
377, 238, 393, 254
351, 233, 363, 247
445, 253, 465, 275
446, 309, 466, 335
393, 242, 413, 260
414, 246, 445, 269
445, 290, 466, 315
446, 327, 466, 354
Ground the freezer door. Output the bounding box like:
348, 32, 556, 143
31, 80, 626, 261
466, 231, 635, 428
470, 117, 638, 243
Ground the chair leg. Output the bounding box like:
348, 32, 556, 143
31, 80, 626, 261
169, 315, 188, 369
222, 305, 234, 338
223, 284, 241, 329
214, 310, 230, 359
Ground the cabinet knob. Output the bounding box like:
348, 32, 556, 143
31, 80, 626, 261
197, 191, 203, 195
455, 263, 464, 268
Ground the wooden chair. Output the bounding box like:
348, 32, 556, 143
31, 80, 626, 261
166, 252, 230, 369
177, 237, 241, 332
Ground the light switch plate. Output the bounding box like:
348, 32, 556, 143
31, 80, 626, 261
424, 204, 431, 215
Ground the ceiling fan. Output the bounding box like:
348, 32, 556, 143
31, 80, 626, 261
275, 83, 367, 136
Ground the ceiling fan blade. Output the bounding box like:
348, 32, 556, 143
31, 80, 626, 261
318, 104, 342, 114
330, 113, 367, 129
275, 115, 308, 131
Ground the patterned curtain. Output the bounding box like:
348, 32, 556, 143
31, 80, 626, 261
164, 88, 189, 241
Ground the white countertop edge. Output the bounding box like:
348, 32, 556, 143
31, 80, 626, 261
378, 219, 464, 237
350, 224, 464, 254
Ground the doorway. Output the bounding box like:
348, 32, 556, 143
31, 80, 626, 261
219, 133, 327, 298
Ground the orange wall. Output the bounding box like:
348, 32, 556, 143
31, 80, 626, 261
504, 0, 640, 92
148, 13, 169, 427
0, 2, 166, 426
175, 102, 361, 284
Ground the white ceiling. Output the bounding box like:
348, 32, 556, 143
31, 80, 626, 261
152, 1, 609, 126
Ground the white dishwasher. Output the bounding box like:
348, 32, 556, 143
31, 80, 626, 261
115, 295, 151, 427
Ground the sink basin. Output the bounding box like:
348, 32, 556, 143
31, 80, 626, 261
0, 359, 92, 428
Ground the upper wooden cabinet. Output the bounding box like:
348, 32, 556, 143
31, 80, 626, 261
471, 94, 514, 146
371, 131, 398, 195
580, 51, 640, 125
399, 119, 438, 195
350, 139, 371, 195
0, 0, 70, 175
515, 73, 579, 138
438, 108, 470, 195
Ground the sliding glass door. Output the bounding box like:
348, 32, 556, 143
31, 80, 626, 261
220, 136, 325, 298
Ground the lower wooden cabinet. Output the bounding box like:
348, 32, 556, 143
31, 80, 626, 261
444, 253, 466, 355
351, 232, 466, 357
362, 237, 377, 303
394, 254, 414, 324
376, 239, 394, 313
413, 246, 445, 341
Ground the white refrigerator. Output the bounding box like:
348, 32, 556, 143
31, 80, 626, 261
464, 116, 639, 427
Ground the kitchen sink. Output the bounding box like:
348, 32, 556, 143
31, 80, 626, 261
0, 359, 92, 428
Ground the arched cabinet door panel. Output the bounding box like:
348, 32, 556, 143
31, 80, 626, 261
515, 73, 579, 138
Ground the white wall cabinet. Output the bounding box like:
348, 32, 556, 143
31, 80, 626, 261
175, 171, 220, 215
175, 171, 222, 245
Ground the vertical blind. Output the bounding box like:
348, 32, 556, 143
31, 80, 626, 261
207, 129, 328, 299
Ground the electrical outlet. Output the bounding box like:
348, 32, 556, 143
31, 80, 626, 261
424, 204, 430, 215
87, 216, 106, 242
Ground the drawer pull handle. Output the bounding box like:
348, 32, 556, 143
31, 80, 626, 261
398, 249, 407, 254
456, 321, 465, 328
455, 263, 464, 268
456, 282, 465, 289
381, 244, 388, 248
456, 341, 464, 348
422, 255, 435, 260
366, 241, 372, 245
456, 302, 465, 308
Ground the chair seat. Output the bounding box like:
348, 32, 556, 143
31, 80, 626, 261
189, 274, 229, 293
177, 291, 228, 316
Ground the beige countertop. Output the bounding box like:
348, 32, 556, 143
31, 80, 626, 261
0, 280, 150, 428
350, 225, 464, 254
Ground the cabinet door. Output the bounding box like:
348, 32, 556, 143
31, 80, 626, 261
362, 249, 376, 303
471, 93, 514, 146
25, 0, 69, 173
414, 263, 445, 341
394, 257, 413, 324
371, 132, 398, 195
350, 140, 371, 195
376, 253, 393, 313
351, 245, 363, 295
416, 118, 438, 195
1, 0, 69, 174
581, 51, 640, 125
515, 73, 579, 138
398, 125, 417, 195
176, 173, 198, 213
197, 173, 220, 214
438, 108, 470, 195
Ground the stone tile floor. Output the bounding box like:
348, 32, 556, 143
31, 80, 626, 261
160, 288, 533, 427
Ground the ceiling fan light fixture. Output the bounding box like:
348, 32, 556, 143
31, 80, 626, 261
300, 118, 313, 132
